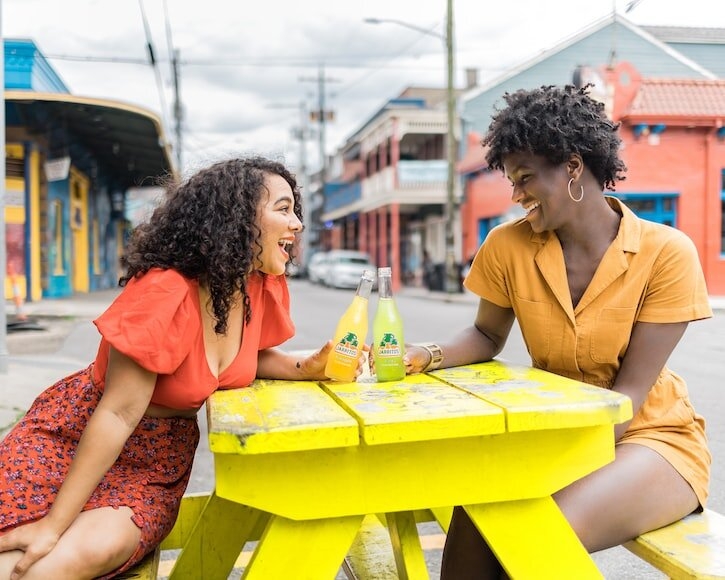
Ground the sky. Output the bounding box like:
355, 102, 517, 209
4, 0, 724, 178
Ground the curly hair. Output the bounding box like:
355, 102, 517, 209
120, 156, 303, 334
482, 85, 626, 191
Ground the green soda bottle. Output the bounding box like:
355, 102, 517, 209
373, 267, 406, 382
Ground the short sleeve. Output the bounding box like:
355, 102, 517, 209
94, 269, 199, 374
464, 224, 513, 308
258, 274, 295, 350
638, 231, 713, 323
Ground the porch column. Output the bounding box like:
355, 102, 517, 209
359, 212, 367, 254
390, 203, 401, 292
378, 207, 388, 268
368, 211, 377, 267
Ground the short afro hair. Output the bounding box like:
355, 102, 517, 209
482, 84, 626, 191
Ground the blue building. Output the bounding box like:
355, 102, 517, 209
4, 39, 173, 301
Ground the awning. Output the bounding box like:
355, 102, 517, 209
5, 90, 174, 189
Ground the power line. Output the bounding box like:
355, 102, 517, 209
162, 0, 182, 172
138, 0, 171, 147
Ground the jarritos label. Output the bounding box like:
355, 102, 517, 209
377, 332, 401, 357
334, 331, 360, 359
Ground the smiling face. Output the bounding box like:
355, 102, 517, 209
503, 152, 577, 233
255, 173, 303, 275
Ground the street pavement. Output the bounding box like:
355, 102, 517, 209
1, 286, 724, 579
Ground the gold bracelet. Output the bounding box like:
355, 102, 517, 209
418, 343, 444, 372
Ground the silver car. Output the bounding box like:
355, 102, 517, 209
307, 252, 329, 284
323, 250, 376, 289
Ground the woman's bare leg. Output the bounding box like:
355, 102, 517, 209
555, 443, 698, 552
440, 443, 698, 577
440, 506, 503, 580
0, 507, 141, 580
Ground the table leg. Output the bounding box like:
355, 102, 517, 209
242, 514, 364, 580
464, 497, 603, 579
168, 490, 268, 580
386, 511, 429, 580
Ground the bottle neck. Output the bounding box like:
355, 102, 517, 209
378, 274, 393, 299
355, 277, 374, 300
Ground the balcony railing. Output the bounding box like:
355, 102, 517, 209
397, 159, 447, 187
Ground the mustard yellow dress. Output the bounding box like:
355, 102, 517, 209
465, 197, 712, 506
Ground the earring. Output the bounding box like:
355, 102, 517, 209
567, 178, 584, 202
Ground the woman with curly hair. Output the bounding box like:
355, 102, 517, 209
404, 85, 712, 578
0, 156, 347, 579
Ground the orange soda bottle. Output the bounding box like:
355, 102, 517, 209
324, 269, 375, 382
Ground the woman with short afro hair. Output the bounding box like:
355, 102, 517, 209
404, 85, 712, 578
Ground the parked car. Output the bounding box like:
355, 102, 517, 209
323, 250, 376, 289
285, 261, 302, 278
307, 251, 329, 285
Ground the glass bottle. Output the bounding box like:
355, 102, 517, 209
324, 269, 375, 382
372, 267, 406, 382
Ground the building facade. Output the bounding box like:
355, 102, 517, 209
322, 88, 465, 291
3, 39, 173, 302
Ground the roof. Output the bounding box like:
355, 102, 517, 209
625, 78, 725, 123
642, 26, 725, 44
5, 90, 174, 188
462, 13, 717, 105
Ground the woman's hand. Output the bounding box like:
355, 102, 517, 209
402, 344, 432, 375
296, 340, 334, 380
298, 341, 370, 381
368, 344, 431, 376
0, 519, 61, 579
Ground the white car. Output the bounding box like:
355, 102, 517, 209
306, 252, 329, 285
323, 250, 376, 289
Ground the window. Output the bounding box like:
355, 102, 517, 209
612, 194, 677, 226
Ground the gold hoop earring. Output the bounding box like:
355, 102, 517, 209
567, 178, 584, 202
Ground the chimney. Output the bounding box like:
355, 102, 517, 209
465, 68, 479, 89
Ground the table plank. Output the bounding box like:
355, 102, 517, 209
431, 361, 632, 432
320, 373, 505, 445
208, 379, 359, 454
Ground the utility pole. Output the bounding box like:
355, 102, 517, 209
365, 2, 460, 292
268, 101, 312, 267
299, 65, 337, 251
171, 48, 182, 174
444, 0, 458, 293
0, 0, 7, 373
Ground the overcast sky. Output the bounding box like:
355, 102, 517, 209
4, 0, 724, 177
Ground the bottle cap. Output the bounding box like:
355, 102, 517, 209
362, 269, 376, 281
378, 267, 391, 276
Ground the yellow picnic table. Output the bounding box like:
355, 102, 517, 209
167, 360, 632, 580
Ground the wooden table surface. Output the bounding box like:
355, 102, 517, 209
169, 360, 632, 580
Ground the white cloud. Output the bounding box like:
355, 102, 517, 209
4, 0, 723, 175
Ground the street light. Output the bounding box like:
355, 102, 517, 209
364, 0, 459, 293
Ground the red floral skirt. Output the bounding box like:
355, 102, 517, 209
0, 365, 200, 578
